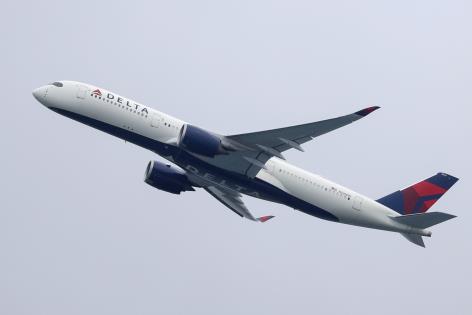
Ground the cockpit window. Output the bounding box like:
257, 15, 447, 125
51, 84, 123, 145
49, 82, 63, 87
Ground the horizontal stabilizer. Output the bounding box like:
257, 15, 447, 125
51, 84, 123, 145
391, 212, 456, 229
401, 233, 425, 247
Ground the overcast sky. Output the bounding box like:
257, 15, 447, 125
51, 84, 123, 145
1, 1, 471, 314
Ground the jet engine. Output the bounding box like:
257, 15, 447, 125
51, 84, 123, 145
178, 124, 231, 157
144, 161, 195, 194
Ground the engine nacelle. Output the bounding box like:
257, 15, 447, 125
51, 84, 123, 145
178, 124, 227, 157
144, 161, 195, 194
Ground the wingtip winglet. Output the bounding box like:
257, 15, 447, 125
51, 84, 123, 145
354, 106, 381, 117
257, 215, 275, 223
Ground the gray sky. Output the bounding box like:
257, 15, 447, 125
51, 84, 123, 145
1, 1, 471, 314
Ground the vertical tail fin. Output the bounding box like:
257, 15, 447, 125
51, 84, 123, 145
377, 173, 458, 215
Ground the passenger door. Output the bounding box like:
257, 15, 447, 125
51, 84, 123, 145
76, 84, 88, 100
352, 195, 363, 211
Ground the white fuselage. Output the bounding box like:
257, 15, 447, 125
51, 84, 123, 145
33, 81, 430, 236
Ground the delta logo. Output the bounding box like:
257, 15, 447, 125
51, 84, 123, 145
92, 89, 102, 97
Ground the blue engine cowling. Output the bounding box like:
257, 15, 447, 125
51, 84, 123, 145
178, 124, 227, 157
144, 161, 195, 194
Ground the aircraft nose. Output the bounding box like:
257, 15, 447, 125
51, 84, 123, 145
32, 86, 48, 105
32, 87, 41, 100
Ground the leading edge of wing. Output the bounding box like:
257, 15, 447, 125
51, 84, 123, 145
221, 106, 381, 177
227, 106, 381, 148
200, 106, 380, 178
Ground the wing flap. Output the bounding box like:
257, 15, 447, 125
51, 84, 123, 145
203, 186, 274, 222
204, 186, 256, 220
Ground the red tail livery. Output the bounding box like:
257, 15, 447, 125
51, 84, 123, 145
377, 173, 459, 215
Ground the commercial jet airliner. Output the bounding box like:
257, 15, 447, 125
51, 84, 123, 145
33, 81, 459, 247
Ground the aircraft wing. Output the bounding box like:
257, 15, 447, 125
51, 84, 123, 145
204, 186, 274, 222
205, 186, 256, 220
228, 106, 380, 155
207, 106, 380, 177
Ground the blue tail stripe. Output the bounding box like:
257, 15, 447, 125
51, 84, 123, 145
377, 191, 404, 213
427, 173, 459, 190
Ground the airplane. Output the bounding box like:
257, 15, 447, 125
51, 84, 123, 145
33, 81, 459, 247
